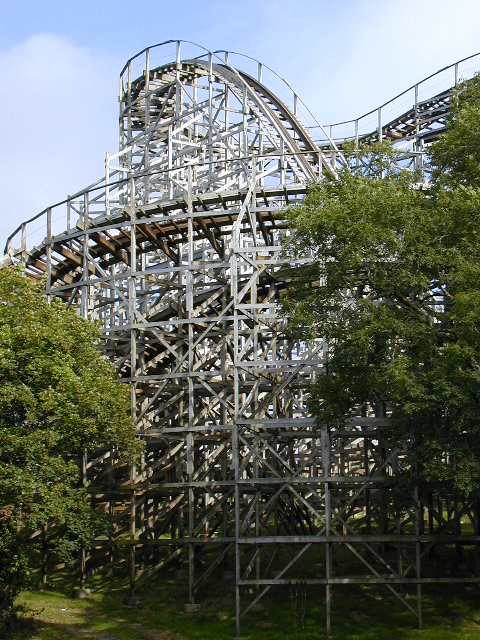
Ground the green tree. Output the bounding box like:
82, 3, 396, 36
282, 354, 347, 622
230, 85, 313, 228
0, 266, 135, 631
431, 73, 480, 187
282, 74, 480, 498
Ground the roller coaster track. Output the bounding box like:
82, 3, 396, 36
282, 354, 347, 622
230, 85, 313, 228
314, 52, 480, 176
321, 87, 452, 149
3, 43, 480, 636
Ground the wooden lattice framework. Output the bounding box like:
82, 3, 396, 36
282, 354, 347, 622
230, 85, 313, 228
4, 43, 480, 635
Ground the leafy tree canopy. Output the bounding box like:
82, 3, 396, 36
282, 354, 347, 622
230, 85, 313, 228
0, 266, 135, 629
282, 74, 480, 498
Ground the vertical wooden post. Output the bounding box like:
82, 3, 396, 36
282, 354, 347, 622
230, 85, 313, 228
186, 166, 195, 605
81, 193, 89, 319
144, 48, 151, 204
232, 179, 241, 637
129, 460, 136, 596
129, 176, 137, 598
474, 493, 480, 576
322, 427, 332, 637
81, 451, 87, 590
414, 485, 423, 630
41, 523, 48, 587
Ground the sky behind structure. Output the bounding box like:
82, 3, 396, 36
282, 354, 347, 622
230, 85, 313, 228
1, 0, 480, 249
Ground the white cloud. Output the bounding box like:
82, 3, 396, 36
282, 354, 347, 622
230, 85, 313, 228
2, 12, 480, 250
0, 34, 121, 249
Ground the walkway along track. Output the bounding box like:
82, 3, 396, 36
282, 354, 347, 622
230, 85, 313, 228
4, 43, 480, 636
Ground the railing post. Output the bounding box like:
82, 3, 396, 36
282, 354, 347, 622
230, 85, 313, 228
21, 223, 27, 263
414, 84, 423, 174
176, 40, 181, 70
329, 125, 336, 170
355, 119, 359, 173
105, 153, 110, 215
67, 195, 71, 231
46, 208, 52, 303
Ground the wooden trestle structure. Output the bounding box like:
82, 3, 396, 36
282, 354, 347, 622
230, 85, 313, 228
4, 43, 480, 635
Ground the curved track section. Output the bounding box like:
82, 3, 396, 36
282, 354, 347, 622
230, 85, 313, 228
4, 43, 480, 634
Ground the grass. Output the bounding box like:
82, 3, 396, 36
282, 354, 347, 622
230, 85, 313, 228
8, 563, 480, 640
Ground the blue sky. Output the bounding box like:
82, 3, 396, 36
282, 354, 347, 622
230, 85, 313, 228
1, 0, 480, 248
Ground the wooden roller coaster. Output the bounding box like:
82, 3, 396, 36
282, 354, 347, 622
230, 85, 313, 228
4, 42, 480, 635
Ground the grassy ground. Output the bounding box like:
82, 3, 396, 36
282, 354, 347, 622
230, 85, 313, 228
8, 566, 480, 640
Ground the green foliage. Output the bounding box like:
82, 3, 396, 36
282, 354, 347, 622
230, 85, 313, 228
0, 507, 29, 631
431, 72, 480, 187
0, 266, 135, 630
282, 75, 480, 498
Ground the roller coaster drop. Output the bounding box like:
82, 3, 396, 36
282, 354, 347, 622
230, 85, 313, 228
5, 42, 480, 634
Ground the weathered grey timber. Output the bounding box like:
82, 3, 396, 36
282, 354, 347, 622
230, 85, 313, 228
4, 42, 480, 636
